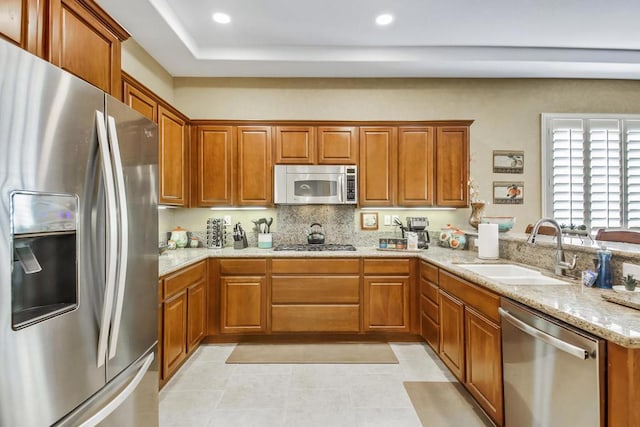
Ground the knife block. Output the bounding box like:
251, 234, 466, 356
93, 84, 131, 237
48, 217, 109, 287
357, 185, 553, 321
234, 235, 248, 249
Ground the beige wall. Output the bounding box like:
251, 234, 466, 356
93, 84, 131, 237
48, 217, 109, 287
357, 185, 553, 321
121, 39, 175, 104
172, 78, 640, 230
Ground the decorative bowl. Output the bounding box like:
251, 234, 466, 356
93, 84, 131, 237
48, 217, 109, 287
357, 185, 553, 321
481, 216, 516, 232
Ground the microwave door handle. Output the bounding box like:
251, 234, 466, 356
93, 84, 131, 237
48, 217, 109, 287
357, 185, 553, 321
338, 175, 344, 203
106, 115, 128, 361
95, 111, 118, 368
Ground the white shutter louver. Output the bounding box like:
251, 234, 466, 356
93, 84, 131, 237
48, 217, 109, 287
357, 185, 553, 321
550, 119, 585, 226
589, 119, 621, 228
626, 120, 640, 228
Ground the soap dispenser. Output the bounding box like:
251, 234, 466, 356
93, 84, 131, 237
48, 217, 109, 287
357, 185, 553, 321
595, 245, 613, 289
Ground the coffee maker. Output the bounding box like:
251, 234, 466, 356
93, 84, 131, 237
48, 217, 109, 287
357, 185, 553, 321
405, 217, 430, 249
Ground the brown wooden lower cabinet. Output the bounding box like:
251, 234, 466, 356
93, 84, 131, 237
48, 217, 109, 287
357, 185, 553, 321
159, 260, 207, 386
363, 276, 410, 332
163, 291, 187, 378
465, 306, 503, 426
187, 280, 207, 351
271, 305, 360, 332
419, 261, 440, 352
438, 289, 465, 380
220, 276, 265, 333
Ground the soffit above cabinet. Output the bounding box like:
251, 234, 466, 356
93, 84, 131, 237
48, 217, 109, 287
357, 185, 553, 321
96, 0, 640, 79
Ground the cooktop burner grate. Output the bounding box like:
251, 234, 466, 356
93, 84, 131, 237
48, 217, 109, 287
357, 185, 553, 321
273, 244, 356, 252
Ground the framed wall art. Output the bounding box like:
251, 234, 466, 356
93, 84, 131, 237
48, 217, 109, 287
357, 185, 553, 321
361, 212, 379, 230
493, 181, 524, 204
493, 150, 524, 174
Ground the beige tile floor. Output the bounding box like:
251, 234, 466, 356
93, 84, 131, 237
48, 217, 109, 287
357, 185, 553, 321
159, 342, 458, 427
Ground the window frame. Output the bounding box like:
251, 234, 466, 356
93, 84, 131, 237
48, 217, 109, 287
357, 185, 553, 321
542, 113, 640, 229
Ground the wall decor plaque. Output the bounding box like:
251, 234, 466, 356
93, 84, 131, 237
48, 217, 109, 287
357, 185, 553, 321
493, 181, 524, 204
493, 150, 524, 173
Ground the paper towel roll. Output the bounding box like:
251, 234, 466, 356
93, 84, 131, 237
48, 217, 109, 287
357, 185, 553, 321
478, 223, 499, 259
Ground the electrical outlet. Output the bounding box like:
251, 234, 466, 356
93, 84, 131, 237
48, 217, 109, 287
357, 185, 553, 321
384, 215, 391, 226
223, 215, 231, 225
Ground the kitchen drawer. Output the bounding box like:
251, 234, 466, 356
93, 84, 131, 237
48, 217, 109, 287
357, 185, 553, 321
271, 258, 359, 274
421, 312, 439, 353
420, 261, 439, 283
363, 258, 410, 275
420, 278, 439, 303
158, 279, 164, 302
439, 270, 500, 323
421, 294, 439, 323
272, 276, 360, 304
219, 258, 267, 275
271, 305, 360, 332
164, 261, 206, 298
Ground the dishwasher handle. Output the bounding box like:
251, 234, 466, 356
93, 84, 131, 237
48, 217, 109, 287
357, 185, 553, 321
499, 307, 590, 360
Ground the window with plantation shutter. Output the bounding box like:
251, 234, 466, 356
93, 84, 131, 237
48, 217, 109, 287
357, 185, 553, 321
542, 114, 640, 231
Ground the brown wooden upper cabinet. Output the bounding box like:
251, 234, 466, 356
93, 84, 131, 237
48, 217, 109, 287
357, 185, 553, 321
360, 124, 469, 208
436, 126, 469, 207
159, 106, 189, 206
273, 125, 359, 165
317, 126, 359, 164
236, 126, 273, 206
359, 127, 398, 207
123, 80, 157, 122
274, 126, 315, 164
49, 0, 128, 98
0, 0, 45, 54
398, 127, 435, 206
193, 126, 234, 206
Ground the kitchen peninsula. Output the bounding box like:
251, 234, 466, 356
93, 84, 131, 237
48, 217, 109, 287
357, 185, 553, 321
159, 239, 640, 426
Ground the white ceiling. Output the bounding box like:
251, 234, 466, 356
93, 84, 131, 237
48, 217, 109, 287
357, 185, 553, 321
96, 0, 640, 79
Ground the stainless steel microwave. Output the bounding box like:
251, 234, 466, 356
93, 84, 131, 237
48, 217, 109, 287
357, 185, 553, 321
274, 165, 357, 204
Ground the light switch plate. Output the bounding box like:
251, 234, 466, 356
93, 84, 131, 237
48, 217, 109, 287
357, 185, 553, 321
223, 215, 231, 225
622, 262, 640, 278
384, 215, 391, 226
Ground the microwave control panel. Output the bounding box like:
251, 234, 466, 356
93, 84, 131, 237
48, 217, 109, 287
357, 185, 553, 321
346, 167, 357, 202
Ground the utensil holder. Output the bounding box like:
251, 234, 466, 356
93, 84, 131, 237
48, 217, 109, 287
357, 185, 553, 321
258, 233, 272, 249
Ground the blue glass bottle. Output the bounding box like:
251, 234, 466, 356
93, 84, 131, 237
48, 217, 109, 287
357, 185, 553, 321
596, 246, 613, 289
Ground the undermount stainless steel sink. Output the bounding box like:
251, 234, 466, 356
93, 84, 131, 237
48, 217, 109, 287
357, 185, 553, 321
456, 263, 571, 285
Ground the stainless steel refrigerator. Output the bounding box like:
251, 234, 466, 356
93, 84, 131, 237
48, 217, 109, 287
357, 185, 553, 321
0, 39, 159, 426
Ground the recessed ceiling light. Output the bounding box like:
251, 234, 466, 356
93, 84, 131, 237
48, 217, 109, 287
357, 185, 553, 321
375, 14, 393, 26
212, 12, 231, 24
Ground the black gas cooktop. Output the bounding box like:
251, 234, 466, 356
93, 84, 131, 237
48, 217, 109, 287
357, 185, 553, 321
273, 244, 356, 252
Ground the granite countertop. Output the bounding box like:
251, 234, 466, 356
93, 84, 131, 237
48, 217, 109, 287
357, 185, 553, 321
159, 246, 640, 348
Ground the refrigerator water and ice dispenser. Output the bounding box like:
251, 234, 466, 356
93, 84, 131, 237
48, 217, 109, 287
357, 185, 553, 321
11, 191, 78, 330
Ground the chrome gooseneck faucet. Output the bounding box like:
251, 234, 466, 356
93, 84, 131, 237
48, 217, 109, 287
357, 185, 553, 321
527, 218, 577, 276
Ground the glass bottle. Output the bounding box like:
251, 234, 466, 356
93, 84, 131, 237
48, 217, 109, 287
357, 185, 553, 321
595, 246, 613, 289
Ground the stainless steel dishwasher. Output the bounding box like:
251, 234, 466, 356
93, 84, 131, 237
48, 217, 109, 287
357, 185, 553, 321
499, 298, 605, 427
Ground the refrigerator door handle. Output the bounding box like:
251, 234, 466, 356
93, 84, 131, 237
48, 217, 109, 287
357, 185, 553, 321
95, 111, 119, 368
106, 115, 129, 360
77, 353, 154, 427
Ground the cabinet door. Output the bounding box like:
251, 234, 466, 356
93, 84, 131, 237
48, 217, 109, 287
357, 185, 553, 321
359, 127, 397, 206
363, 276, 409, 332
439, 290, 465, 381
157, 280, 164, 381
0, 0, 24, 45
123, 81, 157, 122
236, 126, 272, 205
49, 0, 122, 97
163, 291, 187, 378
158, 106, 188, 206
398, 127, 434, 206
436, 126, 469, 207
220, 276, 265, 333
317, 126, 358, 164
465, 307, 503, 426
187, 281, 207, 352
194, 126, 234, 206
274, 126, 315, 164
